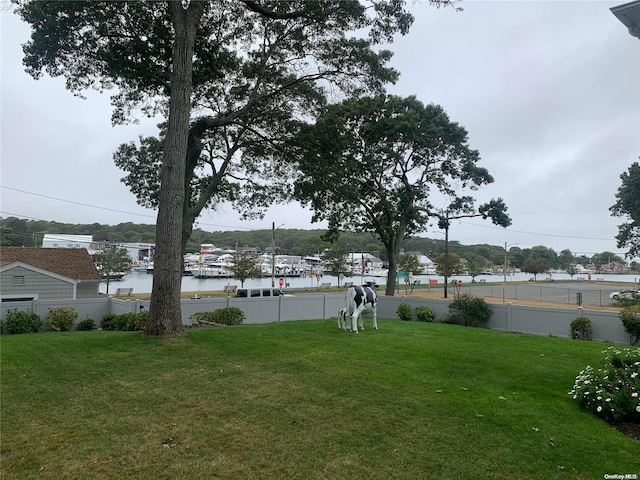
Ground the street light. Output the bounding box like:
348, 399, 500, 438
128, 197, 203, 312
271, 222, 285, 288
504, 242, 519, 283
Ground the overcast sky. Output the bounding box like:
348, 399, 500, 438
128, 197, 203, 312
1, 1, 639, 258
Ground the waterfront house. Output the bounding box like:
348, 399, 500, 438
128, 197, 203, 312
0, 247, 102, 301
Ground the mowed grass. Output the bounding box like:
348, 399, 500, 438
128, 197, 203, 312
1, 320, 638, 479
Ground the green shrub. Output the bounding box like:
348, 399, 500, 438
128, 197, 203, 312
212, 307, 245, 325
570, 317, 593, 341
45, 307, 78, 332
414, 306, 436, 323
620, 309, 640, 345
2, 309, 42, 334
101, 313, 118, 331
135, 310, 149, 330
76, 318, 96, 331
190, 307, 245, 326
100, 311, 148, 332
117, 312, 142, 331
396, 303, 413, 321
569, 346, 640, 423
447, 294, 491, 327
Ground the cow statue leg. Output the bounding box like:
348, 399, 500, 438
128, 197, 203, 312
338, 308, 346, 330
371, 305, 378, 330
351, 311, 360, 333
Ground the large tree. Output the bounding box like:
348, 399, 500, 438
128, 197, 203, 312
611, 161, 640, 259
292, 95, 509, 295
93, 243, 132, 294
230, 251, 263, 288
557, 249, 574, 270
322, 243, 351, 286
433, 252, 463, 277
522, 257, 550, 281
16, 0, 461, 336
591, 251, 626, 268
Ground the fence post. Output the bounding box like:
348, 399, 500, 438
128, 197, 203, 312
507, 302, 512, 332
323, 294, 327, 320
279, 294, 283, 322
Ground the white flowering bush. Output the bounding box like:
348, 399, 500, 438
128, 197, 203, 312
569, 346, 640, 423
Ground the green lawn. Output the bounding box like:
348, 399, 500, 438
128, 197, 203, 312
1, 320, 638, 479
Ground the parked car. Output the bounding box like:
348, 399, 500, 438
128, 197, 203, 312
235, 288, 283, 298
609, 289, 640, 300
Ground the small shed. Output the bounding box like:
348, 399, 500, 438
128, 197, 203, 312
0, 247, 102, 301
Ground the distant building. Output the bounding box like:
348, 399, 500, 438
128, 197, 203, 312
42, 235, 155, 263
611, 0, 640, 39
42, 234, 94, 251
599, 261, 627, 273
0, 247, 102, 301
404, 251, 435, 273
119, 242, 155, 263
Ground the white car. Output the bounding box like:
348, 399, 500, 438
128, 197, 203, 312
609, 289, 640, 300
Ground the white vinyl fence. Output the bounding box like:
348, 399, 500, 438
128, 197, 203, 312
0, 294, 632, 344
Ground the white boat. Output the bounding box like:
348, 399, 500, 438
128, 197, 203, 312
574, 264, 596, 274
100, 271, 127, 280
363, 267, 388, 277
190, 263, 233, 278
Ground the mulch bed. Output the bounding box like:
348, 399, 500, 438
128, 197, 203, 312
610, 421, 640, 440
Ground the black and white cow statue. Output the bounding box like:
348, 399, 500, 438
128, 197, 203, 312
338, 284, 378, 333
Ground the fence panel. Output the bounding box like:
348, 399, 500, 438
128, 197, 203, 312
229, 296, 282, 324
109, 298, 141, 316
174, 298, 226, 325
579, 309, 630, 344
0, 294, 632, 344
1, 298, 111, 327
488, 304, 508, 332
509, 305, 576, 338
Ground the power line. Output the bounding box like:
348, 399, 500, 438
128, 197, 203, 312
0, 185, 256, 230
457, 220, 615, 242
1, 185, 156, 219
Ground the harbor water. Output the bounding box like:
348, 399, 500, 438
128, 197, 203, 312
100, 270, 640, 295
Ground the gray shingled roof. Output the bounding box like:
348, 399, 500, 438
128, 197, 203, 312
0, 247, 101, 281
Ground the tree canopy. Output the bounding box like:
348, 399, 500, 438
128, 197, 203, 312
93, 243, 132, 294
16, 0, 460, 335
292, 95, 509, 294
522, 257, 550, 280
611, 161, 640, 259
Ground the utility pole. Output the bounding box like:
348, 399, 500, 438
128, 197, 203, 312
504, 241, 508, 284
443, 221, 449, 299
271, 222, 275, 288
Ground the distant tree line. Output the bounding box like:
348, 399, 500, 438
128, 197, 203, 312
1, 216, 636, 271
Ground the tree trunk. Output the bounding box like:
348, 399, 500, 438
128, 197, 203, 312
146, 2, 204, 337
385, 252, 397, 296
384, 234, 403, 296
